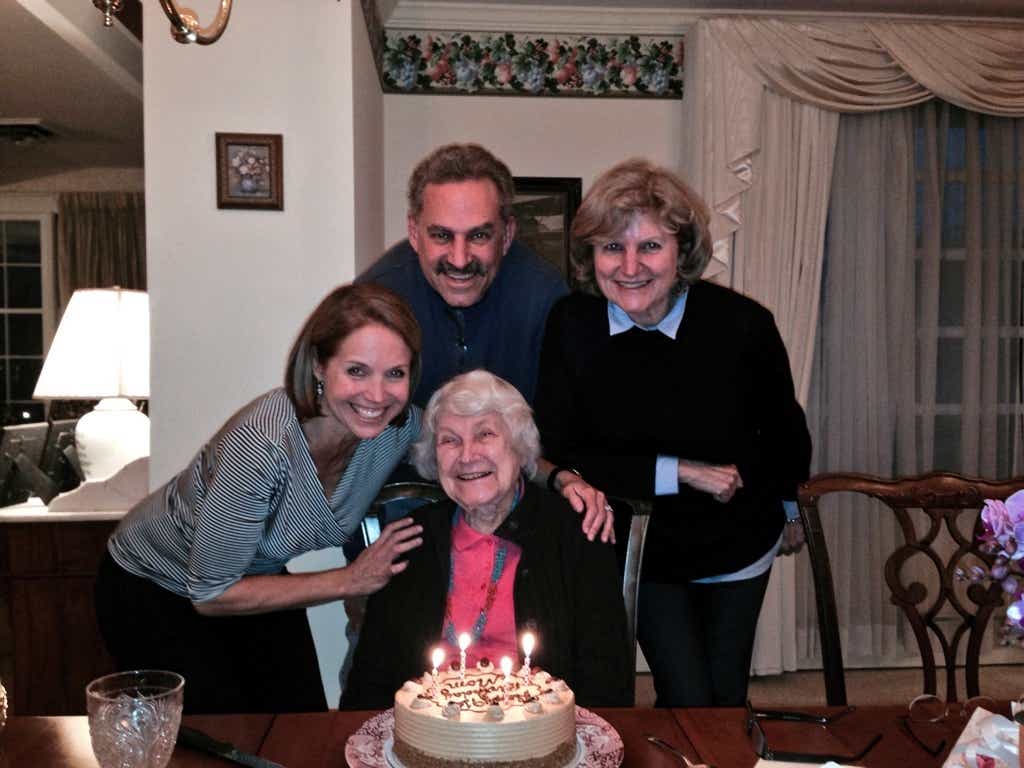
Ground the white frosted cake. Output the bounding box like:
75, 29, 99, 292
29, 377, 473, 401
393, 660, 577, 768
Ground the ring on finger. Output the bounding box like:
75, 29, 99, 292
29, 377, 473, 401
604, 503, 614, 513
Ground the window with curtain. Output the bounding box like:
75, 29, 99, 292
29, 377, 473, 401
914, 104, 1024, 477
798, 101, 1024, 669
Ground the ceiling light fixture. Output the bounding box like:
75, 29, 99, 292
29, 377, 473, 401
93, 0, 233, 45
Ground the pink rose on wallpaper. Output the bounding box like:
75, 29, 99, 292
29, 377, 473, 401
620, 64, 638, 87
420, 35, 433, 57
425, 57, 450, 82
547, 39, 560, 63
494, 62, 512, 85
554, 63, 576, 85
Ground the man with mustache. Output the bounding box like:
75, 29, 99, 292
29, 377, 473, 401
358, 143, 567, 411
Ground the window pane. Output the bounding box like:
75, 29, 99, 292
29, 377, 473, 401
9, 358, 41, 400
998, 337, 1021, 402
938, 260, 965, 326
2, 401, 44, 426
933, 414, 961, 471
936, 338, 963, 403
7, 266, 41, 308
942, 182, 965, 248
8, 315, 41, 355
5, 221, 40, 264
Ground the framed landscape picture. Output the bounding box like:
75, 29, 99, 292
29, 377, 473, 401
215, 132, 284, 210
512, 176, 582, 283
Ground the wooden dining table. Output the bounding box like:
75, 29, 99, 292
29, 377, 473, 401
0, 705, 979, 767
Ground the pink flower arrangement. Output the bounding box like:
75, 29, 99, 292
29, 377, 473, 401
962, 491, 1024, 644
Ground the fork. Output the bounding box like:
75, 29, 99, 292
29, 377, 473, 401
645, 734, 714, 768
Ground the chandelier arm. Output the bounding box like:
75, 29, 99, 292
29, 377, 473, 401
158, 0, 232, 45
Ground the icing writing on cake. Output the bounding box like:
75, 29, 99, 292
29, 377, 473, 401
418, 669, 554, 713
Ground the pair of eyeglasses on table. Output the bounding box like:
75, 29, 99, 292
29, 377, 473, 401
745, 701, 883, 764
898, 693, 1005, 757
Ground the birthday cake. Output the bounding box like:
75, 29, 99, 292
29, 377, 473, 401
392, 659, 577, 768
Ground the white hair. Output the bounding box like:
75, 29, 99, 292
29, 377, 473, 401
411, 370, 541, 480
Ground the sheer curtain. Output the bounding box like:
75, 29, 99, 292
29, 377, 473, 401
56, 193, 146, 312
796, 101, 1024, 666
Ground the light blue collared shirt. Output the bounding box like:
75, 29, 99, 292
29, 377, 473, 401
605, 294, 797, 582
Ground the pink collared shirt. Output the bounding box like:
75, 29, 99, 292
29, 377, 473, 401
441, 513, 522, 667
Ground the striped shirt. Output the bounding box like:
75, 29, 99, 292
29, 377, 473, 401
108, 388, 421, 603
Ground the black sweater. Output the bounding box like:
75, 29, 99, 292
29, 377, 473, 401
340, 485, 633, 709
535, 283, 811, 583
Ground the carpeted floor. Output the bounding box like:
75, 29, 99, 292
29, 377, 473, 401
635, 666, 1024, 707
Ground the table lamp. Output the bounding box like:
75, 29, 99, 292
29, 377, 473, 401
32, 287, 149, 482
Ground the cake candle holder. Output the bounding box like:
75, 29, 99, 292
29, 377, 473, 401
457, 633, 471, 680
520, 631, 535, 678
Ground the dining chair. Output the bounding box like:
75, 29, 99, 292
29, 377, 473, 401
610, 496, 653, 682
360, 481, 447, 548
798, 472, 1024, 706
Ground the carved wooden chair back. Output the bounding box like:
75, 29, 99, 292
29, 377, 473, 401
798, 472, 1024, 706
610, 496, 653, 683
362, 481, 447, 547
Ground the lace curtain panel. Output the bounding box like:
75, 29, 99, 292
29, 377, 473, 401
797, 102, 1024, 667
56, 192, 146, 312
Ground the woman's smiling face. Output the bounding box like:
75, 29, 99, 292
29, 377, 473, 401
315, 323, 411, 440
593, 210, 679, 327
434, 409, 522, 530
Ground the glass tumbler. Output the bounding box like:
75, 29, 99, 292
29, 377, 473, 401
86, 670, 184, 768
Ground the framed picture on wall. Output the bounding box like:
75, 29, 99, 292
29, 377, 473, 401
215, 133, 284, 210
512, 177, 582, 283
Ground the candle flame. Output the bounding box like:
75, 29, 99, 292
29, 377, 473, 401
500, 656, 513, 675
458, 632, 471, 651
521, 631, 535, 656
431, 647, 445, 669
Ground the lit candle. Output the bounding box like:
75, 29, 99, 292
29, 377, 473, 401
500, 656, 513, 703
458, 632, 471, 679
521, 631, 535, 677
430, 647, 445, 696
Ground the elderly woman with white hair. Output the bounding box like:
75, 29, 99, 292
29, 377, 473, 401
341, 369, 632, 708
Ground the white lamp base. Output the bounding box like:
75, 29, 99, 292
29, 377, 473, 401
75, 397, 150, 482
47, 457, 149, 512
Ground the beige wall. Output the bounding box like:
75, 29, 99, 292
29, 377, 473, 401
382, 94, 683, 247
145, 0, 380, 485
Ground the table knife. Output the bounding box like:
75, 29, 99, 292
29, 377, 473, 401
177, 725, 285, 768
646, 735, 714, 768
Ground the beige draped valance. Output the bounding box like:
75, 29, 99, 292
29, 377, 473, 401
711, 18, 1024, 117
683, 18, 1024, 280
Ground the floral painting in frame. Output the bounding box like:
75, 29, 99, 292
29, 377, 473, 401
215, 133, 284, 210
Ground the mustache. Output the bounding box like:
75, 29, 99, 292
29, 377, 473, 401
435, 260, 486, 278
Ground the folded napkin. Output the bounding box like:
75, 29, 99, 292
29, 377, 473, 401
942, 707, 1022, 768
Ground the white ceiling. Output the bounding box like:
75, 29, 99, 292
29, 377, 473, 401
1, 0, 142, 184
2, 0, 1021, 185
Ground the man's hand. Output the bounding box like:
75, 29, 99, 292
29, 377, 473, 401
557, 472, 615, 544
777, 519, 806, 555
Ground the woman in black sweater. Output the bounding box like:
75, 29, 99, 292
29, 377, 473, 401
535, 159, 811, 707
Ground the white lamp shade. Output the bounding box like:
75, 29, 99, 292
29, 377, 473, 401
33, 288, 149, 399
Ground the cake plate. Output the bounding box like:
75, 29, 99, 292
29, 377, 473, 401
345, 707, 624, 768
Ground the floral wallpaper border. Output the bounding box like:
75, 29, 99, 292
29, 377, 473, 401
381, 31, 685, 98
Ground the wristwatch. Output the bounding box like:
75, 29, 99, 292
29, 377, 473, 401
547, 466, 582, 493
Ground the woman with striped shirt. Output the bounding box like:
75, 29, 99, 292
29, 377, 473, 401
95, 283, 425, 713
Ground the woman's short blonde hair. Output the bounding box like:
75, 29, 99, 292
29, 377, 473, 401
411, 370, 541, 480
570, 158, 712, 296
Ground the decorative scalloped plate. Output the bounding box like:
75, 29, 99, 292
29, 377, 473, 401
345, 707, 624, 768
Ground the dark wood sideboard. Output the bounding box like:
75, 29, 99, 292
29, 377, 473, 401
0, 506, 121, 715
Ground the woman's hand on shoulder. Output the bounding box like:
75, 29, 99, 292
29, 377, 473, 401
558, 473, 615, 544
345, 517, 423, 597
677, 459, 743, 503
